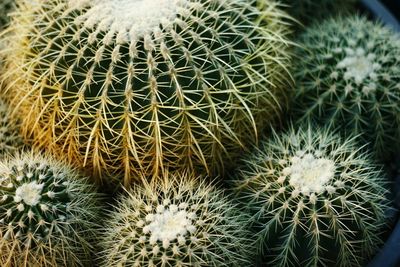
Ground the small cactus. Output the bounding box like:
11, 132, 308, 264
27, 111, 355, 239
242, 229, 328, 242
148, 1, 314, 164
229, 123, 390, 267
292, 15, 400, 160
2, 0, 292, 186
282, 0, 357, 26
0, 151, 103, 267
99, 172, 253, 267
0, 99, 23, 156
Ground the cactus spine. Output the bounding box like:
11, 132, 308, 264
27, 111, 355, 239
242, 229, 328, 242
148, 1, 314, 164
1, 0, 292, 186
0, 151, 103, 267
229, 123, 390, 267
292, 15, 400, 160
99, 172, 253, 267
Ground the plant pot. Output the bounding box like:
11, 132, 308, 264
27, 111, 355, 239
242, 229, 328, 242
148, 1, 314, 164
366, 161, 400, 267
360, 1, 400, 266
361, 0, 400, 31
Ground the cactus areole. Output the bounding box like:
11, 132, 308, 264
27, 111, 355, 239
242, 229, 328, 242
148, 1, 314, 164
3, 0, 291, 186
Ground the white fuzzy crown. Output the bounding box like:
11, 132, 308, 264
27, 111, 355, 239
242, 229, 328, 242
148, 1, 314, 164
14, 181, 44, 206
70, 0, 190, 43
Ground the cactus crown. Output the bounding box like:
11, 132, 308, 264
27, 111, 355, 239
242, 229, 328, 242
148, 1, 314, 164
230, 123, 390, 267
69, 0, 188, 40
293, 15, 400, 159
281, 151, 336, 196
100, 172, 253, 267
0, 152, 103, 267
2, 0, 292, 186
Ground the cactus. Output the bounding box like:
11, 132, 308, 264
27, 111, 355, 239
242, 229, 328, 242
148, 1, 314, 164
292, 15, 400, 160
1, 0, 292, 186
282, 0, 357, 26
0, 151, 103, 267
0, 99, 24, 156
229, 123, 390, 267
0, 0, 14, 29
99, 171, 253, 267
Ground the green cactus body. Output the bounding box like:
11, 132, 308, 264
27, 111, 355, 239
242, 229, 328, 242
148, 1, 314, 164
0, 152, 103, 267
0, 99, 23, 156
1, 0, 292, 186
100, 172, 253, 266
230, 124, 390, 267
293, 16, 400, 160
0, 0, 14, 29
282, 0, 357, 26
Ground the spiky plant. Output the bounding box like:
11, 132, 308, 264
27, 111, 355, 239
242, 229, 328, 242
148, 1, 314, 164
0, 99, 24, 156
0, 151, 103, 267
292, 15, 400, 160
1, 0, 292, 186
0, 0, 15, 29
282, 0, 357, 26
100, 171, 253, 267
229, 123, 390, 267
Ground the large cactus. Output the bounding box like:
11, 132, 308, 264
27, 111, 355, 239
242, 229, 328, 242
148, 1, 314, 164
292, 15, 400, 160
99, 171, 253, 266
0, 151, 103, 267
229, 123, 390, 267
1, 0, 292, 186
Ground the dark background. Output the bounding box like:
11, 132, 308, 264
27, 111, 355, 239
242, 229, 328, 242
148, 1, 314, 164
381, 0, 400, 19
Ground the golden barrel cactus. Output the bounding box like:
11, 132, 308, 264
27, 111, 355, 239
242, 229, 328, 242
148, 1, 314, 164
1, 0, 292, 186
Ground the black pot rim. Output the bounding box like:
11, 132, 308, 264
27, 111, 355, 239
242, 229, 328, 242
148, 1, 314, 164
361, 0, 400, 30
362, 2, 400, 266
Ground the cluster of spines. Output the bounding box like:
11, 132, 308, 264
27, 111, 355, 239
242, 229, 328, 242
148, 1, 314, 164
99, 172, 253, 267
292, 15, 400, 160
230, 123, 390, 267
1, 0, 292, 186
0, 152, 103, 267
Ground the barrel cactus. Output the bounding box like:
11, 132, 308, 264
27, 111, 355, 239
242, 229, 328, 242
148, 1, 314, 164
0, 99, 23, 156
99, 172, 253, 266
1, 0, 292, 186
0, 152, 103, 267
229, 123, 390, 267
292, 15, 400, 160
